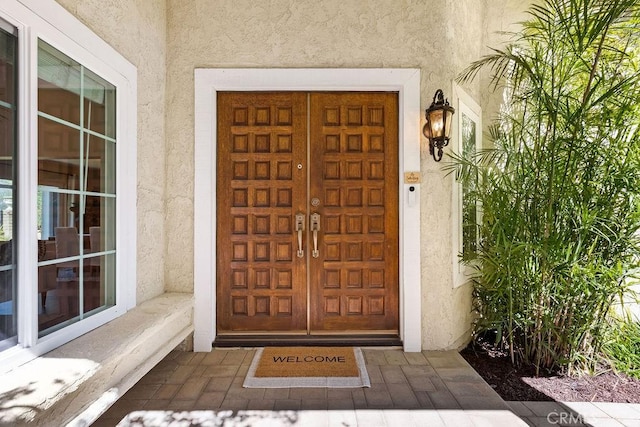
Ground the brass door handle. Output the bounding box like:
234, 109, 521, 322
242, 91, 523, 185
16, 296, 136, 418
295, 212, 305, 258
310, 213, 320, 258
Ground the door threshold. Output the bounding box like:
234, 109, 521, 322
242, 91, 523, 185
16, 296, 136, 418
213, 334, 402, 348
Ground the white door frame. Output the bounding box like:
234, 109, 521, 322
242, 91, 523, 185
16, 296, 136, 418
193, 68, 422, 352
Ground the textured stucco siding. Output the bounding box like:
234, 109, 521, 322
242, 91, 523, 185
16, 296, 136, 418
480, 0, 534, 133
55, 0, 168, 303
165, 0, 490, 350
52, 0, 531, 349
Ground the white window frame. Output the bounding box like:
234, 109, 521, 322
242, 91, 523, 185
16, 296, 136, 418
0, 0, 137, 373
194, 68, 422, 352
452, 84, 482, 288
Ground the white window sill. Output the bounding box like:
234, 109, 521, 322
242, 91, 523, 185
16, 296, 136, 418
0, 293, 194, 426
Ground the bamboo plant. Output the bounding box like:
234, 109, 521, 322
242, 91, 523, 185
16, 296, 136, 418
451, 0, 640, 375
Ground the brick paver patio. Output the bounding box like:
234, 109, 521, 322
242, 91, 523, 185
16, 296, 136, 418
90, 348, 640, 426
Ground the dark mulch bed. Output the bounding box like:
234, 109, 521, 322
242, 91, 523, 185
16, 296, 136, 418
460, 342, 640, 403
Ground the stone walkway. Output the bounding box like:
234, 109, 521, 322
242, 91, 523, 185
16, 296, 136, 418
92, 349, 640, 426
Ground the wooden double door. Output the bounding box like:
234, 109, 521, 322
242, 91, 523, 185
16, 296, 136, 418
216, 92, 399, 336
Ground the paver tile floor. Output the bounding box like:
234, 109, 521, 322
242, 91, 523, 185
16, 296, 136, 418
87, 348, 640, 426
92, 348, 523, 426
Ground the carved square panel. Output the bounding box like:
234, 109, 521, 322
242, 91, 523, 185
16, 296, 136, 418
368, 188, 384, 206
277, 297, 292, 316
255, 269, 271, 289
255, 134, 270, 153
232, 296, 248, 315
325, 215, 341, 234
346, 215, 363, 234
369, 270, 384, 288
276, 161, 292, 180
346, 188, 363, 207
324, 161, 340, 180
369, 296, 385, 315
254, 242, 270, 261
231, 269, 247, 288
233, 107, 248, 126
324, 269, 341, 288
233, 161, 249, 180
325, 135, 340, 153
276, 269, 292, 289
276, 107, 292, 125
324, 188, 341, 207
325, 242, 341, 261
276, 188, 292, 207
324, 296, 340, 315
254, 161, 271, 180
368, 215, 384, 233
232, 216, 248, 234
368, 242, 384, 261
276, 242, 292, 262
347, 106, 362, 125
254, 215, 270, 234
232, 189, 248, 207
255, 296, 270, 315
323, 107, 340, 126
368, 106, 384, 125
232, 134, 249, 152
276, 134, 292, 152
346, 242, 363, 261
276, 215, 292, 234
346, 161, 362, 179
254, 188, 271, 207
232, 242, 248, 261
347, 296, 363, 315
346, 134, 363, 152
369, 134, 384, 152
255, 106, 270, 125
368, 161, 385, 180
347, 270, 363, 288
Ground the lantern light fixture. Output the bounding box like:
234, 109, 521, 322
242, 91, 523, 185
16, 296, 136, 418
423, 89, 455, 162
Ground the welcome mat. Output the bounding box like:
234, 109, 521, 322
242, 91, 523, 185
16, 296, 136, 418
243, 347, 370, 388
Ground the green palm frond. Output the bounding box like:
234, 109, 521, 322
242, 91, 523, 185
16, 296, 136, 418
452, 0, 640, 375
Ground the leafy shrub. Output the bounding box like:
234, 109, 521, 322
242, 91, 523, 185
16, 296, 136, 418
451, 0, 640, 375
603, 319, 640, 378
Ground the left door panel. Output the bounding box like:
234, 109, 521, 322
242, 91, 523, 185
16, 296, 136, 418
216, 92, 307, 333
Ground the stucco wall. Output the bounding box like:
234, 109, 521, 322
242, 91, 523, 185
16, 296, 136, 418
165, 0, 493, 349
53, 0, 532, 349
55, 0, 168, 303
480, 0, 535, 130
420, 2, 485, 349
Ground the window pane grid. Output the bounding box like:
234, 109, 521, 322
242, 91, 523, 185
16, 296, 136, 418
37, 39, 116, 334
37, 111, 116, 143
36, 188, 116, 198
37, 250, 115, 267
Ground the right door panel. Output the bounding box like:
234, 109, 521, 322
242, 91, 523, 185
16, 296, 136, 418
308, 92, 399, 332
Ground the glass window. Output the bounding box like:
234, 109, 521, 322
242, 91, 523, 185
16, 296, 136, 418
36, 40, 117, 335
0, 20, 17, 352
453, 86, 482, 288
461, 112, 478, 260
0, 2, 135, 371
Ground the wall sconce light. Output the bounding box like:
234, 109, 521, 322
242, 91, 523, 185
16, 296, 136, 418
423, 89, 455, 162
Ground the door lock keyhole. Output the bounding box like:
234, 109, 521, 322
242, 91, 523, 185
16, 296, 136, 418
311, 198, 320, 207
